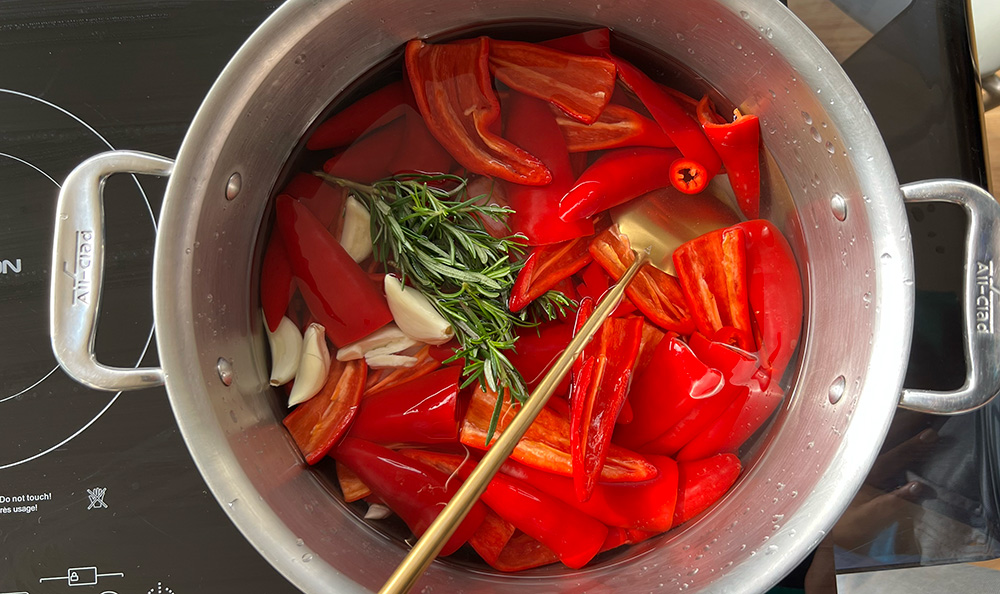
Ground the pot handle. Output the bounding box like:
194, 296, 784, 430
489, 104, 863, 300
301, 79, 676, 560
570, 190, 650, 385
50, 150, 173, 391
899, 179, 1000, 414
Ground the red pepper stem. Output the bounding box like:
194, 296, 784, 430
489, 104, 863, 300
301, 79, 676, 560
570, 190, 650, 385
378, 251, 648, 594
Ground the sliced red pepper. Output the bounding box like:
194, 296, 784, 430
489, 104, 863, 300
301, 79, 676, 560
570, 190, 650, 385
332, 437, 486, 556
387, 106, 455, 175
507, 319, 575, 391
275, 195, 393, 347
468, 507, 517, 566
555, 103, 675, 153
672, 453, 742, 525
282, 358, 367, 464
589, 226, 695, 334
697, 96, 762, 219
558, 147, 682, 221
306, 80, 409, 150
736, 220, 803, 378
261, 226, 293, 332
612, 337, 724, 452
509, 235, 593, 312
322, 117, 404, 183
501, 454, 679, 533
668, 157, 710, 194
570, 313, 644, 501
673, 226, 754, 351
336, 460, 371, 503
406, 38, 550, 186
401, 449, 609, 569
491, 531, 561, 572
502, 92, 594, 245
460, 386, 657, 483
635, 322, 668, 376
281, 173, 347, 231
574, 262, 638, 318
610, 55, 722, 175
489, 39, 616, 125
540, 28, 611, 57
364, 344, 443, 396
347, 366, 461, 446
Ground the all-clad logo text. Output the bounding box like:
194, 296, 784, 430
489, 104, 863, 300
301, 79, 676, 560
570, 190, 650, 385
976, 260, 998, 334
64, 230, 94, 305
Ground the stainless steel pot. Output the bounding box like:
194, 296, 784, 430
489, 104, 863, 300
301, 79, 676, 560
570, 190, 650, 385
48, 0, 1000, 592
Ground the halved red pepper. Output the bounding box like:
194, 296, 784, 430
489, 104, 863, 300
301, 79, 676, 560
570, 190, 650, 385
673, 226, 755, 351
489, 39, 616, 125
672, 453, 742, 525
697, 96, 762, 219
283, 358, 367, 464
275, 195, 392, 347
281, 173, 347, 231
610, 55, 722, 175
401, 449, 609, 569
387, 106, 455, 175
507, 319, 575, 391
460, 386, 657, 483
555, 103, 675, 153
558, 147, 682, 221
570, 311, 644, 501
332, 437, 486, 556
612, 337, 725, 452
261, 226, 293, 332
589, 226, 695, 334
540, 28, 611, 57
306, 80, 409, 151
406, 38, 551, 186
347, 366, 461, 446
322, 117, 404, 183
508, 234, 593, 312
502, 92, 594, 245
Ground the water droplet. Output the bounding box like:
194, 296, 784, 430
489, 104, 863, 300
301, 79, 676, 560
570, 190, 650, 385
769, 89, 777, 99
739, 544, 747, 551
764, 27, 773, 38
806, 441, 815, 449
772, 514, 785, 522
740, 10, 750, 19
227, 498, 239, 509
676, 32, 686, 41
830, 194, 848, 221
829, 375, 847, 404
687, 48, 695, 55
185, 247, 192, 254
766, 545, 779, 555
791, 490, 798, 498
881, 252, 893, 262
810, 126, 822, 142
217, 358, 234, 386
862, 291, 873, 308
302, 553, 313, 563
229, 409, 237, 423
296, 538, 304, 546
825, 141, 836, 154
801, 111, 812, 124
687, 568, 699, 576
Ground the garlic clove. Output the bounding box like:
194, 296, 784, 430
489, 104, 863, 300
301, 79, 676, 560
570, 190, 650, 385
266, 314, 302, 387
383, 275, 454, 345
339, 195, 372, 263
336, 323, 417, 362
364, 503, 393, 520
365, 353, 419, 369
288, 322, 331, 407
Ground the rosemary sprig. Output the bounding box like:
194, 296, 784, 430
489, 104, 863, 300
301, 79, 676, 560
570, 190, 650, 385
315, 171, 573, 439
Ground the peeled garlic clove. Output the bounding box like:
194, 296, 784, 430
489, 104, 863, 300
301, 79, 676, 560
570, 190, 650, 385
336, 323, 417, 361
288, 323, 331, 407
365, 353, 419, 369
339, 195, 372, 263
364, 503, 393, 520
384, 275, 454, 345
266, 315, 302, 387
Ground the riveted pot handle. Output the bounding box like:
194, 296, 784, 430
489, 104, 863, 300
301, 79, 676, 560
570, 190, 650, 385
50, 150, 173, 392
899, 179, 1000, 414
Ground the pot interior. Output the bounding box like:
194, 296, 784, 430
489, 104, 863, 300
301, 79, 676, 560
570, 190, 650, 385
154, 1, 914, 592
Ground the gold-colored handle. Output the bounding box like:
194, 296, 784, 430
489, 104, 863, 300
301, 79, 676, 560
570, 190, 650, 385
378, 250, 650, 594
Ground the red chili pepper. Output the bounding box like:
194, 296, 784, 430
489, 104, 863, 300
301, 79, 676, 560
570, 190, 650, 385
282, 358, 367, 464
509, 234, 593, 312
332, 438, 486, 556
610, 55, 722, 175
540, 28, 611, 57
322, 117, 404, 183
555, 103, 676, 153
346, 366, 461, 446
261, 226, 294, 332
673, 226, 755, 351
387, 106, 455, 175
401, 449, 609, 569
589, 226, 696, 334
281, 173, 347, 231
502, 92, 594, 245
570, 312, 644, 501
501, 454, 679, 533
557, 147, 682, 221
697, 96, 762, 219
406, 38, 551, 186
612, 337, 724, 452
736, 220, 803, 378
460, 386, 657, 483
489, 39, 616, 125
672, 453, 742, 525
668, 157, 710, 194
275, 195, 393, 347
336, 460, 371, 503
306, 80, 409, 150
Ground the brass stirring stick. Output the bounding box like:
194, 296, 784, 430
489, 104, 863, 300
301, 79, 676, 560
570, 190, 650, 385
379, 188, 740, 594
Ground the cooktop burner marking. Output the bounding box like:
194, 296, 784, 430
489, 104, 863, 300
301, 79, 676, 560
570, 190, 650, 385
0, 89, 157, 469
38, 566, 124, 587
